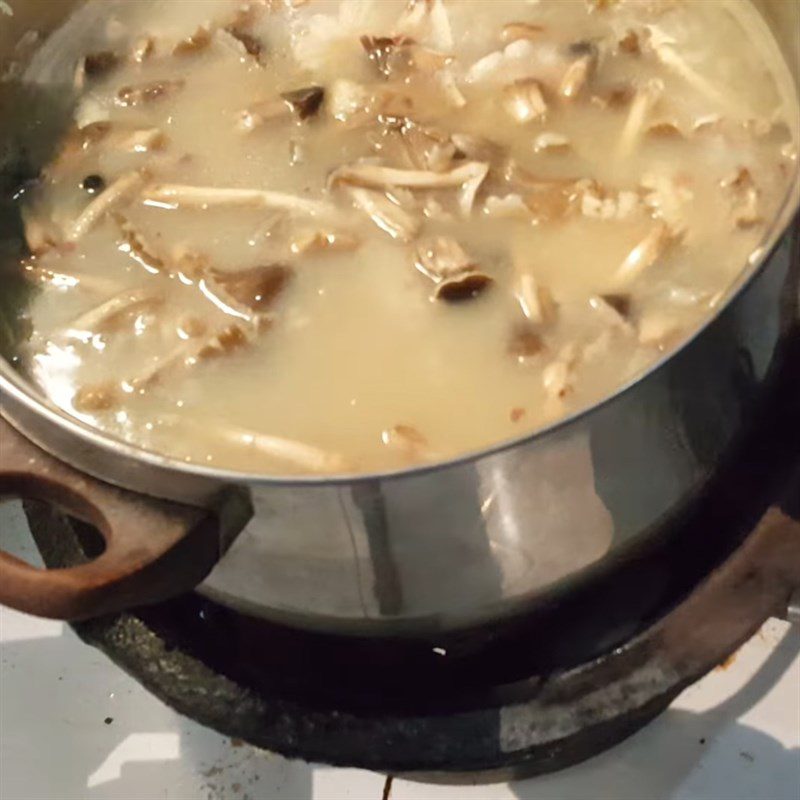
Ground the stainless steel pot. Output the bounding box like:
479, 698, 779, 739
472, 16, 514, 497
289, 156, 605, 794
1, 0, 798, 632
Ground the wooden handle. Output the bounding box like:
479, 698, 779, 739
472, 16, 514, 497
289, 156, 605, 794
0, 416, 251, 620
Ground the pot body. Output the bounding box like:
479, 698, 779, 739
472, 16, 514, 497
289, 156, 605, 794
0, 0, 798, 632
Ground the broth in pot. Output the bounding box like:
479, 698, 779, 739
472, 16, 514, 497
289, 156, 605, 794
12, 0, 799, 475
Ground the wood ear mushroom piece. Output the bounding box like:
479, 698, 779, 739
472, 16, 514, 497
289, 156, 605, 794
0, 416, 252, 620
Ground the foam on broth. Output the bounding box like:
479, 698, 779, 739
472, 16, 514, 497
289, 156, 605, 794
14, 0, 799, 474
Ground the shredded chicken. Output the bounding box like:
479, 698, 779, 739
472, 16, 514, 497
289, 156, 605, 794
346, 186, 421, 241
22, 264, 119, 294
159, 415, 350, 473
613, 221, 675, 285
331, 161, 489, 216
115, 215, 164, 275
395, 0, 454, 51
67, 171, 146, 242
638, 311, 682, 347
722, 168, 763, 229
484, 193, 531, 219
381, 424, 437, 461
533, 132, 571, 154
131, 320, 263, 390
580, 184, 641, 220
142, 184, 339, 219
327, 79, 373, 124
542, 344, 579, 399
451, 133, 504, 162
65, 288, 163, 336
503, 79, 548, 124
398, 122, 457, 172
647, 26, 733, 109
22, 210, 61, 256
617, 78, 664, 159
436, 69, 467, 108
290, 230, 361, 255
514, 273, 557, 325
560, 55, 594, 100
501, 22, 546, 43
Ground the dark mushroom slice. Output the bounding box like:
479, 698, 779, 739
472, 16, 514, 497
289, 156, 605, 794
599, 293, 631, 317
618, 30, 641, 55
210, 265, 293, 312
589, 294, 634, 334
224, 26, 264, 59
173, 27, 212, 56
280, 86, 325, 120
508, 322, 546, 360
434, 272, 493, 302
83, 51, 121, 78
360, 34, 414, 77
117, 79, 185, 107
73, 382, 120, 413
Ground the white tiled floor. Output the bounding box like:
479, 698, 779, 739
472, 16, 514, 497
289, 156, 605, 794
1, 501, 799, 800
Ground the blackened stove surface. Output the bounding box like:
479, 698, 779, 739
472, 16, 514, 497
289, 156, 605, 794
26, 336, 800, 778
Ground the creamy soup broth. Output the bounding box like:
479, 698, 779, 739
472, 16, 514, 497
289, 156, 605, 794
13, 0, 799, 474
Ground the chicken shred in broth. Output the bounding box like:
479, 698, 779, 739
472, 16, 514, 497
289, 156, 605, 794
13, 0, 799, 475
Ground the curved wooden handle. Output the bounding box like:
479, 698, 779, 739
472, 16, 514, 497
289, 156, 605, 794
0, 416, 250, 620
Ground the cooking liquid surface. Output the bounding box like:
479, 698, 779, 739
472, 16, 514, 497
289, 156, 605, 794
14, 0, 799, 475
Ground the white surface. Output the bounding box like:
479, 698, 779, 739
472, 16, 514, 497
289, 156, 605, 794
1, 501, 799, 800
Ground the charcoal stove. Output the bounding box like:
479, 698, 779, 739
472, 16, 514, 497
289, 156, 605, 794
16, 331, 798, 782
